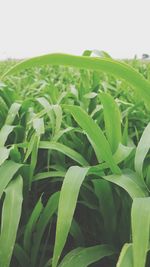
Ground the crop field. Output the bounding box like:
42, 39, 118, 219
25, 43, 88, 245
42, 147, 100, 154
0, 51, 150, 267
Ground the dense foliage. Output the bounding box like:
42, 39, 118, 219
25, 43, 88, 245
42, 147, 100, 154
0, 52, 150, 267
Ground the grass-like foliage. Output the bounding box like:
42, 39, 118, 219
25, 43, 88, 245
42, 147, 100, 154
0, 51, 150, 267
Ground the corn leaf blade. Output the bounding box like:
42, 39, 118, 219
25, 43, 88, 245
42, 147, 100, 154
39, 141, 89, 166
131, 197, 150, 267
117, 244, 133, 267
52, 166, 89, 267
58, 244, 115, 267
100, 92, 122, 153
135, 122, 150, 177
2, 53, 150, 108
0, 175, 23, 267
0, 160, 22, 198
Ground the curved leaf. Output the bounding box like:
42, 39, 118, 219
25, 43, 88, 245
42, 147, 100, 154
102, 172, 147, 199
33, 171, 66, 181
2, 53, 150, 108
117, 244, 133, 267
58, 244, 115, 267
39, 141, 89, 166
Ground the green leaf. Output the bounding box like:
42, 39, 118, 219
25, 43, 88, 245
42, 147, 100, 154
27, 118, 45, 187
5, 102, 21, 125
102, 172, 147, 199
52, 166, 89, 267
131, 197, 150, 267
53, 127, 74, 142
100, 92, 122, 153
70, 219, 84, 246
14, 244, 31, 267
135, 122, 150, 177
33, 117, 45, 136
39, 141, 89, 166
29, 134, 40, 188
113, 143, 134, 163
66, 105, 121, 174
117, 244, 133, 267
33, 171, 66, 181
24, 133, 36, 162
93, 179, 116, 242
89, 143, 134, 174
53, 105, 62, 135
37, 97, 55, 133
31, 192, 60, 267
0, 175, 23, 267
58, 244, 115, 267
2, 53, 150, 108
0, 160, 22, 198
0, 125, 14, 146
0, 147, 11, 166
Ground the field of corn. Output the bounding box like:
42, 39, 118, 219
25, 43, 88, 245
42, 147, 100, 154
0, 51, 150, 267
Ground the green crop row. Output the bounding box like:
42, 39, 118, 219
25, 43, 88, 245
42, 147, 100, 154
0, 51, 150, 267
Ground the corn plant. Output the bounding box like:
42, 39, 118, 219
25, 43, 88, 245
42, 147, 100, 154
0, 51, 150, 267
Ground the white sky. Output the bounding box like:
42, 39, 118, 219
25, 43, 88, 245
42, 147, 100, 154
0, 0, 150, 59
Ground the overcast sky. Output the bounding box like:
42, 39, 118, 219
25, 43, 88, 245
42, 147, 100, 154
0, 0, 150, 59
